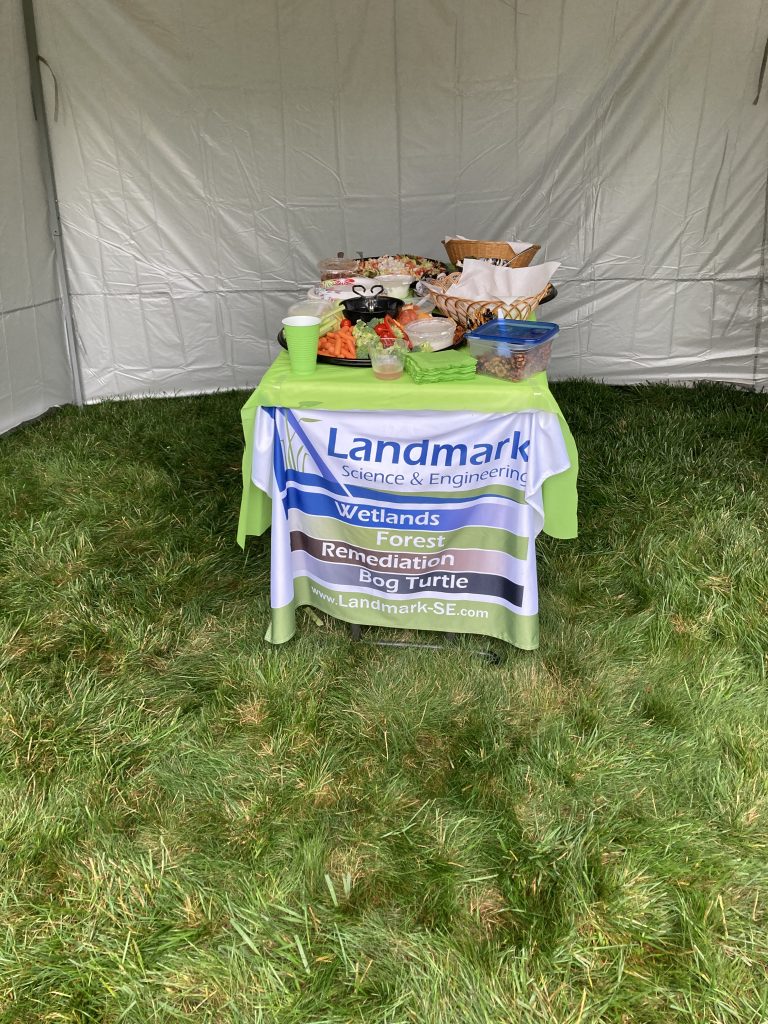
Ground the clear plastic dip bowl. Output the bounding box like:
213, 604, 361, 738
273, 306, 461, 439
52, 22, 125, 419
370, 347, 405, 380
404, 317, 456, 351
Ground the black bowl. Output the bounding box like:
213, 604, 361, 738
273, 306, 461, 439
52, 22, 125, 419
342, 295, 404, 323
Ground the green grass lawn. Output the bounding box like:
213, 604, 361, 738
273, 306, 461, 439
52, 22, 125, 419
0, 381, 766, 1023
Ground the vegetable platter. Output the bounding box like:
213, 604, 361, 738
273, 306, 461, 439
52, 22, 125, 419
277, 305, 458, 368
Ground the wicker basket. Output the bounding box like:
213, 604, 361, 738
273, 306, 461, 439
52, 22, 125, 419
443, 238, 540, 268
425, 272, 551, 330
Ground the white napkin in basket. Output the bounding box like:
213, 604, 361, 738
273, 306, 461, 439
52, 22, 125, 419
443, 235, 533, 255
445, 259, 560, 302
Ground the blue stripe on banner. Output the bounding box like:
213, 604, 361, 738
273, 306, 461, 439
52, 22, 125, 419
283, 468, 523, 506
283, 486, 528, 533
284, 410, 355, 494
273, 418, 287, 493
286, 467, 347, 495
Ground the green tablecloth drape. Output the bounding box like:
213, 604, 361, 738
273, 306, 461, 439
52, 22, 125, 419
238, 353, 578, 546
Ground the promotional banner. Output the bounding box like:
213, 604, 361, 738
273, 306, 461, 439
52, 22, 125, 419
252, 407, 571, 648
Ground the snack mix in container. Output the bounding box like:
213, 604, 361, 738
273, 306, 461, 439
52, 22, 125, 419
465, 320, 559, 382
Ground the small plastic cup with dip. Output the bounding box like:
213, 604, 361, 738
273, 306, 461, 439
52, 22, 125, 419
370, 347, 405, 380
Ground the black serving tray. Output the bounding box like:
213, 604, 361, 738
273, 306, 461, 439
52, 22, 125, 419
278, 329, 372, 367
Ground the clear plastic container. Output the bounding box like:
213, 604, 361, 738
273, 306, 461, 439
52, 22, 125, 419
370, 347, 405, 381
405, 317, 456, 351
318, 256, 358, 281
288, 298, 337, 319
465, 319, 559, 381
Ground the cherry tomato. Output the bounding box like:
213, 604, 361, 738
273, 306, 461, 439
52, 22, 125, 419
340, 318, 352, 329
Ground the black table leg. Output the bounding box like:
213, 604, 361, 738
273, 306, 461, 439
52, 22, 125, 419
347, 623, 500, 662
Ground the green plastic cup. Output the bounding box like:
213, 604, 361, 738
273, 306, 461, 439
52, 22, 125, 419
282, 315, 320, 377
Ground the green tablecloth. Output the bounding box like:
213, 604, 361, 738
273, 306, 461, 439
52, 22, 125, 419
238, 353, 578, 546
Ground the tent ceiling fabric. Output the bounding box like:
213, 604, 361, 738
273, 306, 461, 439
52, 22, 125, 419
21, 0, 768, 400
0, 0, 74, 434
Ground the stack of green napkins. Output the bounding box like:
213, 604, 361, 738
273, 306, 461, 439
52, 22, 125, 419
406, 348, 477, 384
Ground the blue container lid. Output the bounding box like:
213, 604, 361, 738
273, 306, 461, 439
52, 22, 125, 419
465, 319, 559, 346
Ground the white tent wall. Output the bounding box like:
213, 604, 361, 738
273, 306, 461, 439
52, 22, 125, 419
0, 1, 75, 434
30, 0, 768, 399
